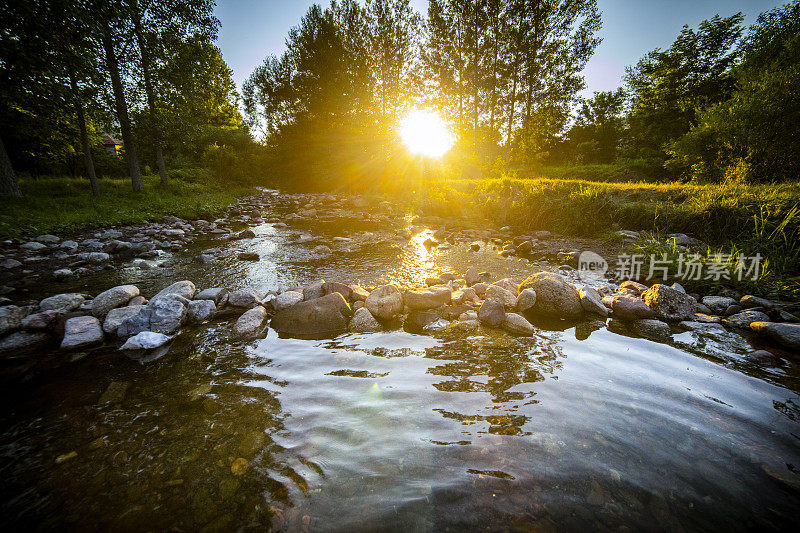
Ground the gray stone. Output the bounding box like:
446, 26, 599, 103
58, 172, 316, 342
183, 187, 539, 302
578, 286, 608, 317
486, 285, 517, 310
21, 310, 61, 330
478, 298, 506, 328
1, 258, 22, 269
194, 287, 228, 304
103, 305, 145, 334
271, 292, 352, 339
20, 241, 47, 251
80, 252, 110, 264
619, 280, 648, 295
641, 284, 696, 322
228, 288, 265, 308
0, 305, 27, 336
724, 310, 770, 329
502, 313, 535, 336
92, 285, 140, 318
608, 294, 654, 320
36, 234, 60, 243
53, 268, 74, 280
517, 288, 538, 313
152, 280, 196, 301
702, 296, 737, 314
0, 331, 51, 355
630, 319, 671, 341
519, 272, 583, 320
739, 295, 774, 310
349, 307, 382, 333
750, 322, 800, 351
61, 316, 103, 349
234, 306, 268, 337
303, 280, 325, 301
120, 331, 171, 350
274, 290, 303, 311
117, 296, 186, 338
366, 285, 403, 320
60, 240, 78, 251
40, 293, 85, 313
403, 286, 452, 310
188, 300, 216, 323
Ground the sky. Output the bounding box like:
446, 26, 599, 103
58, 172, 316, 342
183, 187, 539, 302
214, 0, 786, 98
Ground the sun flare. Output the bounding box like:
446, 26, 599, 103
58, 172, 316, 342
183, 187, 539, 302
399, 110, 455, 158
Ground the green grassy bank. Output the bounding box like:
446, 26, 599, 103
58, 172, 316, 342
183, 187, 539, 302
0, 174, 253, 239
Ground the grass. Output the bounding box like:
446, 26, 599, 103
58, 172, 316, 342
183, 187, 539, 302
407, 176, 800, 298
0, 174, 254, 239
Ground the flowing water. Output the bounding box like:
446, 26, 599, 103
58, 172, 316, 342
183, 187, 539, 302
1, 191, 799, 531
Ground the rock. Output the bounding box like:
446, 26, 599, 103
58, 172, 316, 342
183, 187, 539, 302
274, 290, 303, 311
745, 349, 779, 365
452, 287, 477, 305
671, 283, 686, 293
61, 316, 103, 349
20, 241, 48, 251
492, 278, 517, 293
53, 268, 74, 280
80, 252, 110, 264
117, 296, 187, 338
485, 285, 517, 310
472, 282, 488, 297
503, 313, 535, 336
750, 322, 800, 351
236, 229, 256, 239
40, 293, 85, 313
641, 284, 696, 322
303, 280, 326, 301
724, 304, 743, 316
92, 285, 140, 319
534, 230, 551, 240
516, 241, 533, 254
98, 381, 129, 404
470, 242, 481, 252
739, 295, 774, 310
128, 296, 147, 306
630, 319, 671, 341
188, 300, 216, 323
702, 296, 737, 314
608, 294, 654, 320
517, 288, 538, 313
194, 287, 228, 304
404, 309, 441, 332
271, 293, 353, 339
312, 245, 332, 256
694, 313, 722, 323
21, 310, 61, 330
724, 310, 770, 329
619, 280, 648, 295
519, 272, 583, 320
695, 303, 713, 314
237, 252, 259, 261
425, 277, 444, 287
0, 305, 28, 336
365, 285, 403, 320
465, 266, 481, 285
349, 307, 382, 332
120, 331, 172, 350
1, 258, 22, 269
577, 286, 608, 317
322, 281, 353, 300
233, 306, 268, 337
152, 280, 196, 301
575, 319, 607, 340
103, 306, 144, 334
228, 288, 265, 308
478, 298, 506, 327
60, 240, 78, 251
403, 286, 452, 310
350, 285, 369, 301
0, 331, 51, 356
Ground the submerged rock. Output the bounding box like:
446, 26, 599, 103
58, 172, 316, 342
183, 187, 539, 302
0, 305, 28, 336
0, 331, 51, 356
271, 292, 353, 339
349, 307, 382, 333
502, 313, 535, 336
725, 310, 770, 329
120, 331, 172, 350
630, 319, 672, 341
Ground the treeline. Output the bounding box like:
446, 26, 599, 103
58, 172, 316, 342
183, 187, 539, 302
242, 0, 602, 189
554, 1, 800, 183
0, 0, 247, 197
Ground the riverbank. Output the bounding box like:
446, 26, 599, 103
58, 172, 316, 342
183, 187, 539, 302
0, 174, 254, 240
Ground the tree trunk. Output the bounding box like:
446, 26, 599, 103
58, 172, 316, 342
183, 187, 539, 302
102, 30, 143, 192
0, 135, 22, 197
130, 0, 167, 185
70, 70, 100, 196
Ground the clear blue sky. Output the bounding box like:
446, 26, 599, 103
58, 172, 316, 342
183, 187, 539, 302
214, 0, 786, 98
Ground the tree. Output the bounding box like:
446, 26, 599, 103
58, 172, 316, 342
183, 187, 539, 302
566, 88, 627, 163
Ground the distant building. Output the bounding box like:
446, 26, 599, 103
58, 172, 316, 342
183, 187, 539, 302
102, 134, 123, 155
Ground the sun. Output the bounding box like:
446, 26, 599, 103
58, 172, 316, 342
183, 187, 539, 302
399, 110, 455, 158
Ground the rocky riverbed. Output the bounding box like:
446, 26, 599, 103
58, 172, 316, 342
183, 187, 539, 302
1, 189, 799, 530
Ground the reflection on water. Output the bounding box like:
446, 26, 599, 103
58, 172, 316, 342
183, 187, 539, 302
1, 194, 799, 530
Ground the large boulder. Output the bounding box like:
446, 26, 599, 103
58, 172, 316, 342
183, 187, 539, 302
485, 285, 517, 310
608, 294, 654, 320
519, 272, 582, 320
234, 306, 268, 337
349, 307, 382, 333
365, 285, 403, 320
61, 316, 103, 349
641, 284, 695, 322
92, 285, 140, 319
40, 293, 85, 313
271, 292, 353, 339
577, 286, 608, 317
502, 313, 534, 336
478, 298, 505, 328
404, 287, 452, 310
152, 280, 196, 301
103, 305, 145, 335
227, 288, 265, 308
750, 322, 800, 351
